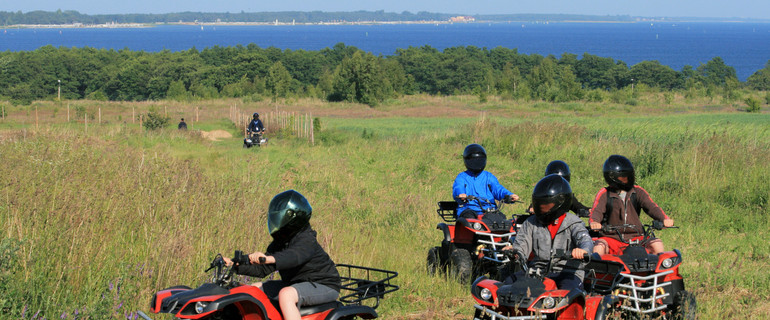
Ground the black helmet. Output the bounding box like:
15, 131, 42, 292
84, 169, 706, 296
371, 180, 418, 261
463, 144, 487, 174
253, 112, 260, 119
532, 174, 573, 225
603, 155, 635, 191
267, 190, 312, 238
545, 160, 571, 182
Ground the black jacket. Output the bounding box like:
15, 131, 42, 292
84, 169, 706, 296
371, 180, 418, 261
234, 225, 341, 292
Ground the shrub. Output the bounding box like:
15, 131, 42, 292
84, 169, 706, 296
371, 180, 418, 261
745, 97, 761, 113
142, 111, 170, 130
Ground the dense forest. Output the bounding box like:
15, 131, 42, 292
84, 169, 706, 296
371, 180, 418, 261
1, 43, 769, 106
0, 10, 645, 25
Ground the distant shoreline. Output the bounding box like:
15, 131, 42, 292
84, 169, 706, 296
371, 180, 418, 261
5, 19, 758, 29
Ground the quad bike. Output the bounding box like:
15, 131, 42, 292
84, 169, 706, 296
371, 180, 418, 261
244, 132, 268, 148
427, 196, 521, 283
138, 251, 399, 320
471, 250, 616, 320
583, 221, 696, 320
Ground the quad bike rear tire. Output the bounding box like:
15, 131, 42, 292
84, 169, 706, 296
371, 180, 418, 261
427, 246, 440, 276
671, 290, 696, 320
448, 248, 472, 284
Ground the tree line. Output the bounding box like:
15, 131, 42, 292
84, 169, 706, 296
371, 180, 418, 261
1, 43, 768, 106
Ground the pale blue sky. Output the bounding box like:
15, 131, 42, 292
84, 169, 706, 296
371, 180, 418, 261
4, 0, 770, 19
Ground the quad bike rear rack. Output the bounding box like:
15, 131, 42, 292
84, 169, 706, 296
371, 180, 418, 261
337, 264, 399, 309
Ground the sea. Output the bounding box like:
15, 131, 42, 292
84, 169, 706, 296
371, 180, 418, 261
2, 22, 770, 81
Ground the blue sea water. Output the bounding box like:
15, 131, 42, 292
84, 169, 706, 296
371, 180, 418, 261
2, 22, 769, 81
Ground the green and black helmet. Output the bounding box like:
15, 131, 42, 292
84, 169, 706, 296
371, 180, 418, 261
267, 190, 312, 237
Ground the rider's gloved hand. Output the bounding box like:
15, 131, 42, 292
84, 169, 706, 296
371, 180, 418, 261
589, 221, 602, 230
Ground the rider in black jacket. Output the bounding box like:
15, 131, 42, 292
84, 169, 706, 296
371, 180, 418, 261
225, 190, 340, 320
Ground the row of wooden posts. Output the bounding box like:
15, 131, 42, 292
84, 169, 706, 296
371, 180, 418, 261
230, 104, 315, 145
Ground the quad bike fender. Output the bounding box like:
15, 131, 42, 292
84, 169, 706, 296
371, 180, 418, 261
437, 222, 453, 243
588, 295, 619, 320
323, 305, 378, 320
151, 286, 192, 313
186, 293, 276, 319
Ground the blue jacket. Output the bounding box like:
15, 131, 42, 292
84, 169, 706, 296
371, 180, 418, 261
248, 119, 264, 133
452, 170, 513, 216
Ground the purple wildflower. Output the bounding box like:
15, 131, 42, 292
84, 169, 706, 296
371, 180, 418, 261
109, 281, 113, 291
61, 312, 66, 319
32, 310, 40, 319
22, 304, 27, 318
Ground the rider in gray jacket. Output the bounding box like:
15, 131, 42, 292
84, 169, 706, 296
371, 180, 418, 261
504, 174, 593, 290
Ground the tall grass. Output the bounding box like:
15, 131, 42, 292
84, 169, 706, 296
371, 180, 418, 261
1, 101, 768, 319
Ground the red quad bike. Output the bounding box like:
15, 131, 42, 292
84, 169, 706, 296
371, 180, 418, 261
583, 221, 696, 320
471, 250, 616, 320
427, 196, 521, 283
137, 251, 399, 320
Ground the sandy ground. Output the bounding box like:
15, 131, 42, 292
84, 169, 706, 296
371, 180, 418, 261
200, 130, 233, 141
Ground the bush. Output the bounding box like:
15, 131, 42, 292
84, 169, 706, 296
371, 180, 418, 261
745, 97, 761, 113
142, 111, 170, 130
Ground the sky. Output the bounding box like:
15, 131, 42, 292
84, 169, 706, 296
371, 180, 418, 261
3, 0, 770, 19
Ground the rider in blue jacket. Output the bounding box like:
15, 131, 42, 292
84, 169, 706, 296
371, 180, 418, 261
247, 112, 265, 134
452, 144, 520, 219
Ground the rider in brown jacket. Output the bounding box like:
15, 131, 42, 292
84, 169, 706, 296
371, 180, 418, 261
589, 155, 674, 255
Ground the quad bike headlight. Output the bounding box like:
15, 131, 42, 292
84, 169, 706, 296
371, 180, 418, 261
194, 301, 208, 314
473, 222, 483, 230
542, 296, 556, 309
480, 288, 493, 301
661, 258, 674, 269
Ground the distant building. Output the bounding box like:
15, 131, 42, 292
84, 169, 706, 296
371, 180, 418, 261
449, 16, 475, 22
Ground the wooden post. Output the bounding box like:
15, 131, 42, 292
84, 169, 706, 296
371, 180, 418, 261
133, 107, 135, 124
67, 103, 70, 122
196, 107, 199, 122
140, 114, 143, 130
165, 105, 167, 118
310, 112, 314, 146
85, 113, 87, 133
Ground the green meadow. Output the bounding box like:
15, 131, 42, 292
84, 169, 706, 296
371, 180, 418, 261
1, 97, 768, 319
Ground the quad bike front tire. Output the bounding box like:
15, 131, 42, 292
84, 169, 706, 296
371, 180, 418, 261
671, 290, 697, 320
427, 246, 440, 276
448, 248, 472, 284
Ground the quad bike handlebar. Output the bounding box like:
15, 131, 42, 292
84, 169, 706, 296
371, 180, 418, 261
600, 221, 678, 246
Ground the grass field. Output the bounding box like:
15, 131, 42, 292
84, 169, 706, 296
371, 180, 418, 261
1, 96, 769, 319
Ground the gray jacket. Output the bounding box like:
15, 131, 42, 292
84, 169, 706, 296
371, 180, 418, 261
511, 213, 594, 280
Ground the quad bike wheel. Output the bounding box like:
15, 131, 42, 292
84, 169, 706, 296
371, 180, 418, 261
672, 290, 697, 320
427, 246, 440, 276
448, 248, 472, 283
